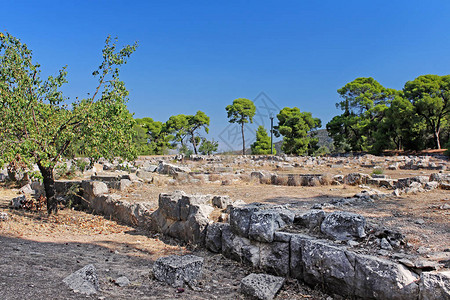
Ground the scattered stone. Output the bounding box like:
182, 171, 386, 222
0, 212, 9, 221
10, 195, 26, 208
415, 219, 425, 225
417, 246, 430, 254
211, 195, 232, 209
415, 260, 443, 270
114, 276, 130, 287
399, 258, 415, 268
62, 264, 99, 295
153, 255, 204, 287
380, 238, 393, 250
240, 273, 285, 300
320, 211, 366, 241
19, 184, 33, 195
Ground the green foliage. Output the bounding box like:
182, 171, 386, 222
274, 107, 321, 155
186, 111, 210, 154
371, 167, 384, 175
226, 98, 256, 155
403, 75, 450, 149
312, 146, 330, 157
135, 117, 174, 155
326, 77, 395, 152
0, 33, 137, 213
251, 126, 274, 155
179, 144, 193, 156
165, 114, 189, 146
199, 138, 219, 155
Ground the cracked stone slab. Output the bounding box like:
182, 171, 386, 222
241, 273, 285, 300
153, 255, 204, 287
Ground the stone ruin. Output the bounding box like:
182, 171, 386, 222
74, 183, 448, 300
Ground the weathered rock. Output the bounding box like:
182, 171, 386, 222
205, 223, 227, 253
136, 169, 154, 182
0, 212, 9, 221
62, 264, 99, 295
320, 211, 366, 241
419, 271, 450, 300
353, 254, 419, 299
221, 225, 260, 267
248, 209, 295, 243
10, 195, 26, 208
260, 242, 290, 276
114, 276, 130, 287
294, 210, 326, 232
119, 179, 132, 191
157, 161, 191, 175
240, 273, 285, 300
344, 173, 370, 185
82, 180, 108, 201
397, 176, 429, 189
212, 195, 232, 209
229, 203, 265, 237
425, 181, 439, 190
158, 191, 184, 220
153, 255, 204, 287
429, 173, 450, 183
19, 183, 33, 195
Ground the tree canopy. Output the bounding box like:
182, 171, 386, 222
0, 33, 137, 213
275, 107, 321, 155
251, 126, 274, 155
225, 98, 256, 155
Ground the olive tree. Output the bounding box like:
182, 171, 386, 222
0, 33, 138, 214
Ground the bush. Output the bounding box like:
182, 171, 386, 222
371, 167, 384, 175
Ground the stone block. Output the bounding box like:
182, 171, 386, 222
153, 255, 204, 287
419, 271, 450, 300
62, 264, 99, 295
320, 211, 366, 241
205, 222, 226, 253
260, 242, 290, 276
240, 273, 285, 300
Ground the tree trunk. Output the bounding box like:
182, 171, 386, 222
241, 123, 245, 155
192, 135, 198, 155
435, 129, 441, 149
37, 162, 57, 214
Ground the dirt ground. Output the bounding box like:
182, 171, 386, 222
0, 185, 327, 300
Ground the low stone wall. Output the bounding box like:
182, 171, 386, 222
77, 183, 448, 300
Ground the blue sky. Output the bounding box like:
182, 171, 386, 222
2, 0, 450, 151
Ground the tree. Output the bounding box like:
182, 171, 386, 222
251, 126, 274, 155
165, 114, 189, 147
226, 98, 256, 155
135, 117, 174, 154
186, 111, 210, 154
0, 33, 137, 214
403, 75, 450, 149
274, 107, 321, 155
198, 138, 219, 155
327, 78, 395, 152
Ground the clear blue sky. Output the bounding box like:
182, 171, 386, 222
2, 0, 450, 151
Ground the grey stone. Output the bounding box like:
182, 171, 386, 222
119, 179, 132, 191
158, 191, 184, 220
294, 210, 325, 232
429, 173, 450, 183
62, 264, 99, 295
114, 276, 130, 287
399, 258, 415, 268
240, 273, 285, 300
229, 203, 264, 237
419, 271, 450, 300
19, 183, 33, 195
344, 172, 370, 185
211, 195, 232, 209
354, 254, 419, 299
0, 212, 9, 221
157, 161, 191, 175
205, 223, 226, 253
179, 194, 212, 221
320, 211, 366, 241
425, 181, 439, 190
260, 242, 290, 276
136, 169, 154, 182
221, 225, 260, 267
153, 255, 204, 288
10, 195, 26, 208
380, 238, 393, 250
